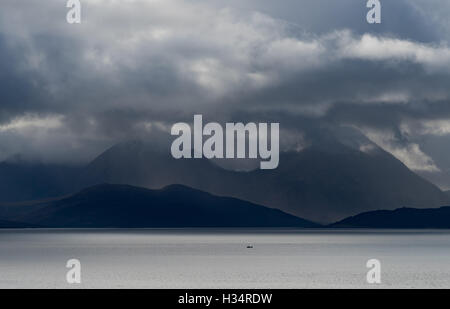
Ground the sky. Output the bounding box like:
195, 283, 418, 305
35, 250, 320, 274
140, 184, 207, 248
2, 0, 450, 188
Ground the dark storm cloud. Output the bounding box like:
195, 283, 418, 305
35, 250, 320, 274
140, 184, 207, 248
0, 34, 52, 121
1, 0, 450, 181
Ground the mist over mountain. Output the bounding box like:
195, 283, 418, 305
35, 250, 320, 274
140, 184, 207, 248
6, 184, 317, 228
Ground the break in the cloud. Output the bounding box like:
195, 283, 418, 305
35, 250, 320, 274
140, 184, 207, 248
360, 127, 440, 172
1, 0, 450, 186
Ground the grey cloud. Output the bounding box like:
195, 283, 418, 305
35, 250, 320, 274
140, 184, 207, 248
1, 0, 450, 184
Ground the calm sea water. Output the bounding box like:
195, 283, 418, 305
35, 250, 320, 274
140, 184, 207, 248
0, 229, 449, 289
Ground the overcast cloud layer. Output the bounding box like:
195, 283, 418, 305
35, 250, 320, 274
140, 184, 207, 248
2, 0, 450, 187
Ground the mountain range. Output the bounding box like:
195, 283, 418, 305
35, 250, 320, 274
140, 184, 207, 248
0, 128, 448, 223
332, 206, 450, 229
78, 138, 450, 223
1, 183, 450, 229
0, 184, 318, 228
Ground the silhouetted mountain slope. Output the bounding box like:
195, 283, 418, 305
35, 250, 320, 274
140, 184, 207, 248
331, 206, 450, 228
84, 140, 449, 223
247, 146, 448, 222
0, 161, 81, 202
14, 184, 318, 228
0, 198, 57, 219
0, 219, 38, 228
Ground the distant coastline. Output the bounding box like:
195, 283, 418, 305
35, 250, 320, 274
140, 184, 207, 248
1, 183, 450, 230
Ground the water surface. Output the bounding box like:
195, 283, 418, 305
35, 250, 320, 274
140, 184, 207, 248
0, 229, 449, 288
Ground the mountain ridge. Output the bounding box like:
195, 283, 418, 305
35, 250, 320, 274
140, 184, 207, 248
331, 206, 450, 228
0, 132, 448, 223
82, 140, 449, 222
7, 183, 319, 228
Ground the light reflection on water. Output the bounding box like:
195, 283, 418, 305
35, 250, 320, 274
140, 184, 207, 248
0, 229, 449, 288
